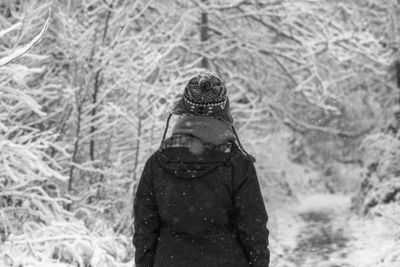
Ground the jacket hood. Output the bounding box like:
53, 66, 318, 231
172, 115, 235, 146
157, 147, 231, 179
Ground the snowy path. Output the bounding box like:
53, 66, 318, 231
273, 193, 400, 267
288, 194, 353, 267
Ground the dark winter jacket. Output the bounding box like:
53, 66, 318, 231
133, 138, 270, 267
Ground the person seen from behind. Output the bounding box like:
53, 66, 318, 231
133, 71, 270, 267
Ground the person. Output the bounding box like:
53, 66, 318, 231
133, 71, 270, 267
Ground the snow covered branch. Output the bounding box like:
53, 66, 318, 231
0, 9, 51, 67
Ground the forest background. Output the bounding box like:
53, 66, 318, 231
1, 0, 400, 266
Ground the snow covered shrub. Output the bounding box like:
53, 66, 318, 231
0, 1, 71, 242
0, 220, 134, 267
0, 133, 69, 234
353, 132, 400, 214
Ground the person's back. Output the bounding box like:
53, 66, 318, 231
133, 72, 270, 267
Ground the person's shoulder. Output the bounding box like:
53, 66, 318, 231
229, 143, 254, 166
142, 149, 161, 166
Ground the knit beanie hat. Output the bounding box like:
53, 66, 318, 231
171, 71, 233, 124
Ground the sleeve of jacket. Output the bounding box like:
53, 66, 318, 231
133, 157, 160, 267
233, 159, 270, 267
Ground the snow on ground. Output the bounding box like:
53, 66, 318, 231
292, 194, 352, 267
347, 204, 400, 267
297, 194, 351, 213
271, 193, 400, 267
269, 201, 305, 267
246, 130, 400, 266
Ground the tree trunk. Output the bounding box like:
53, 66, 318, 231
90, 10, 112, 163
200, 3, 209, 69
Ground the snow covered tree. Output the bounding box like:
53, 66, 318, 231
1, 0, 400, 265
